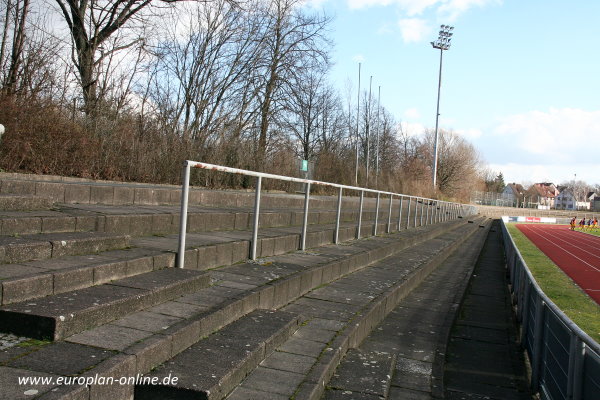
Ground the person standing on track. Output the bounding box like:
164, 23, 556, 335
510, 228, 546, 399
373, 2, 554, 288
570, 217, 576, 231
579, 217, 585, 230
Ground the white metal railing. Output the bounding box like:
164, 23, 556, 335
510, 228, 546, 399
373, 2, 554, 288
177, 160, 478, 268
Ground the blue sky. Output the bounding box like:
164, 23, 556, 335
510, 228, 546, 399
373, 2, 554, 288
310, 0, 600, 186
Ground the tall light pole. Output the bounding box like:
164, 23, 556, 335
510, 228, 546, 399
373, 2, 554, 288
375, 85, 381, 189
431, 24, 454, 190
355, 63, 361, 186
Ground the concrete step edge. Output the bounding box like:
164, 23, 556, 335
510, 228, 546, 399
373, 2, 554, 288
135, 309, 303, 400
0, 249, 175, 305
0, 194, 54, 211
0, 268, 210, 340
0, 206, 401, 237
0, 232, 131, 265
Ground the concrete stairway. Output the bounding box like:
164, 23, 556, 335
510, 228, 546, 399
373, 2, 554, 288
0, 173, 482, 400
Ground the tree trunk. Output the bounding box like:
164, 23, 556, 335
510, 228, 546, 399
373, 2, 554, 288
4, 0, 29, 95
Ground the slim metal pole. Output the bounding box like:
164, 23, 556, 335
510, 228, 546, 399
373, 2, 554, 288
425, 200, 430, 225
366, 76, 372, 186
414, 198, 418, 228
420, 198, 424, 226
387, 194, 393, 233
373, 192, 380, 235
432, 47, 443, 190
251, 176, 262, 260
301, 183, 311, 250
357, 191, 364, 239
406, 197, 411, 229
398, 195, 403, 231
334, 187, 343, 244
177, 161, 191, 269
375, 86, 381, 188
355, 63, 361, 186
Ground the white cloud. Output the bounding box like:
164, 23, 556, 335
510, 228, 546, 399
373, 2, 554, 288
404, 107, 421, 120
485, 108, 600, 185
398, 121, 426, 137
494, 108, 600, 162
398, 18, 430, 43
348, 0, 438, 16
438, 0, 501, 22
347, 0, 499, 18
455, 128, 482, 139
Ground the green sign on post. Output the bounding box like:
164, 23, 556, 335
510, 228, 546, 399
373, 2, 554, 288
301, 160, 308, 172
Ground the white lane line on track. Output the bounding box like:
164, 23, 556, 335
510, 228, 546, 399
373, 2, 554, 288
529, 229, 600, 261
519, 225, 600, 273
546, 225, 600, 246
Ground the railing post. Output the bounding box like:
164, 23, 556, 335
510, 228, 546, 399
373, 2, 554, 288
387, 194, 393, 233
520, 281, 532, 343
420, 198, 424, 226
567, 333, 582, 399
334, 187, 343, 244
251, 176, 262, 260
301, 182, 311, 250
398, 195, 404, 231
425, 199, 430, 225
374, 193, 380, 236
414, 197, 418, 228
177, 161, 191, 269
406, 197, 411, 229
572, 343, 585, 400
357, 190, 364, 239
531, 297, 546, 392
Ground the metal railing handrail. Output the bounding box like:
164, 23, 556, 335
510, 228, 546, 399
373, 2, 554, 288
184, 161, 421, 198
176, 160, 477, 268
500, 220, 599, 399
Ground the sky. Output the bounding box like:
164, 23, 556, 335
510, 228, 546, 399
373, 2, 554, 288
308, 0, 600, 186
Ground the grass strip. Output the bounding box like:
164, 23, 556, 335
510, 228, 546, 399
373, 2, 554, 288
507, 224, 600, 343
574, 228, 600, 237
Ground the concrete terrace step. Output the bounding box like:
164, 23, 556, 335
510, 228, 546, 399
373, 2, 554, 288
0, 219, 467, 400
0, 231, 130, 264
0, 247, 174, 305
0, 194, 53, 211
135, 309, 302, 400
320, 219, 493, 400
0, 268, 209, 340
0, 172, 382, 209
0, 202, 396, 237
225, 218, 489, 400
132, 219, 484, 400
0, 213, 406, 306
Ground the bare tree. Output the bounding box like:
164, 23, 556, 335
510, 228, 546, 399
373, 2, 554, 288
253, 0, 331, 169
1, 0, 29, 95
146, 0, 263, 147
423, 128, 483, 198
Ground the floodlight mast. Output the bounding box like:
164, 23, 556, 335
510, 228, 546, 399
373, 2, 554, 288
431, 25, 453, 190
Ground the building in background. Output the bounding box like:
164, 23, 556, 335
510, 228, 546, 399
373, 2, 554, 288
524, 183, 559, 209
502, 183, 525, 207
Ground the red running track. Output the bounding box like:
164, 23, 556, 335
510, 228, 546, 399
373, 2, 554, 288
516, 224, 600, 305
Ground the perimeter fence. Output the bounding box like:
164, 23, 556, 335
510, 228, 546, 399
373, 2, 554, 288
501, 221, 600, 400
